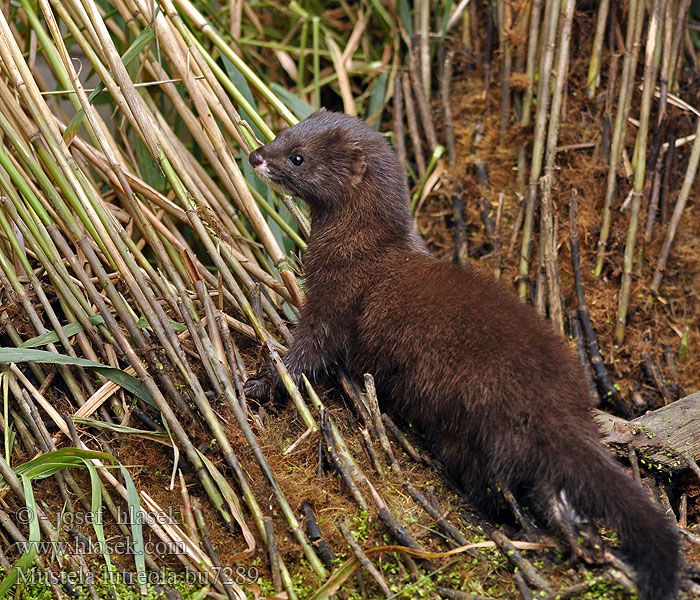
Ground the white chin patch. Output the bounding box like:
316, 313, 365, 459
254, 161, 292, 195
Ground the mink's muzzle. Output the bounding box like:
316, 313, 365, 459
248, 149, 263, 167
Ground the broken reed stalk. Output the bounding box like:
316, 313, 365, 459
569, 192, 629, 417
539, 0, 575, 338
518, 0, 560, 300
493, 192, 504, 279
338, 519, 392, 598
403, 482, 471, 549
263, 517, 284, 594
668, 0, 692, 91
320, 410, 369, 510
651, 116, 700, 293
402, 70, 427, 176
594, 0, 646, 277
615, 0, 662, 345
363, 374, 400, 472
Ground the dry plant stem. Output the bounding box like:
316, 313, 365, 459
394, 73, 408, 170
186, 303, 327, 580
615, 0, 662, 344
438, 589, 493, 600
381, 414, 424, 465
520, 0, 543, 126
497, 0, 512, 143
540, 574, 615, 600
668, 0, 692, 90
194, 505, 239, 600
409, 46, 438, 152
645, 151, 665, 241
320, 411, 368, 510
518, 0, 560, 300
513, 571, 534, 600
418, 0, 431, 103
360, 428, 384, 476
569, 311, 599, 400
508, 192, 526, 259
307, 375, 369, 487
651, 116, 700, 293
539, 0, 575, 337
494, 192, 504, 279
364, 374, 400, 472
441, 50, 456, 163
264, 517, 284, 594
338, 519, 392, 598
594, 0, 646, 277
569, 192, 628, 416
586, 0, 610, 97
452, 194, 469, 266
300, 501, 337, 569
366, 482, 430, 564
491, 529, 550, 591
402, 71, 426, 176
403, 482, 471, 549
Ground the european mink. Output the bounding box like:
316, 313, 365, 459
246, 109, 680, 600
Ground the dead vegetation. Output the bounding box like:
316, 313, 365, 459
0, 1, 698, 599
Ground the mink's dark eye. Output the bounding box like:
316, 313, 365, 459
289, 154, 304, 166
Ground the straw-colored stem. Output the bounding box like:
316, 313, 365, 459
520, 0, 543, 126
594, 0, 645, 277
650, 116, 700, 293
518, 0, 559, 300
615, 0, 661, 344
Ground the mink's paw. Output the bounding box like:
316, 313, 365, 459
243, 376, 270, 400
244, 362, 281, 402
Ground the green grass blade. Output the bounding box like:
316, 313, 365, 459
20, 315, 105, 348
0, 348, 155, 408
120, 464, 147, 595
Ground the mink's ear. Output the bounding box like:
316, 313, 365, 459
309, 107, 327, 118
347, 143, 367, 186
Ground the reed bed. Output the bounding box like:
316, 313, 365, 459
0, 0, 698, 598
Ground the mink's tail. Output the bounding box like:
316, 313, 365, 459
540, 442, 680, 600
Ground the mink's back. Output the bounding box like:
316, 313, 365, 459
350, 250, 598, 486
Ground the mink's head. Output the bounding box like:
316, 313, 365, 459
248, 109, 406, 215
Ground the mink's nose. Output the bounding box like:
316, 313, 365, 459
249, 150, 263, 167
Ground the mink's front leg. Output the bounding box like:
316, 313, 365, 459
244, 301, 343, 402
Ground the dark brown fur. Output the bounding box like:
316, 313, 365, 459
246, 110, 680, 600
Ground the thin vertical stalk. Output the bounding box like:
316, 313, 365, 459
520, 0, 543, 126
518, 0, 559, 299
594, 0, 646, 277
312, 16, 321, 109
419, 0, 431, 102
498, 0, 512, 143
651, 117, 700, 293
586, 0, 610, 97
615, 0, 661, 344
540, 0, 575, 337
